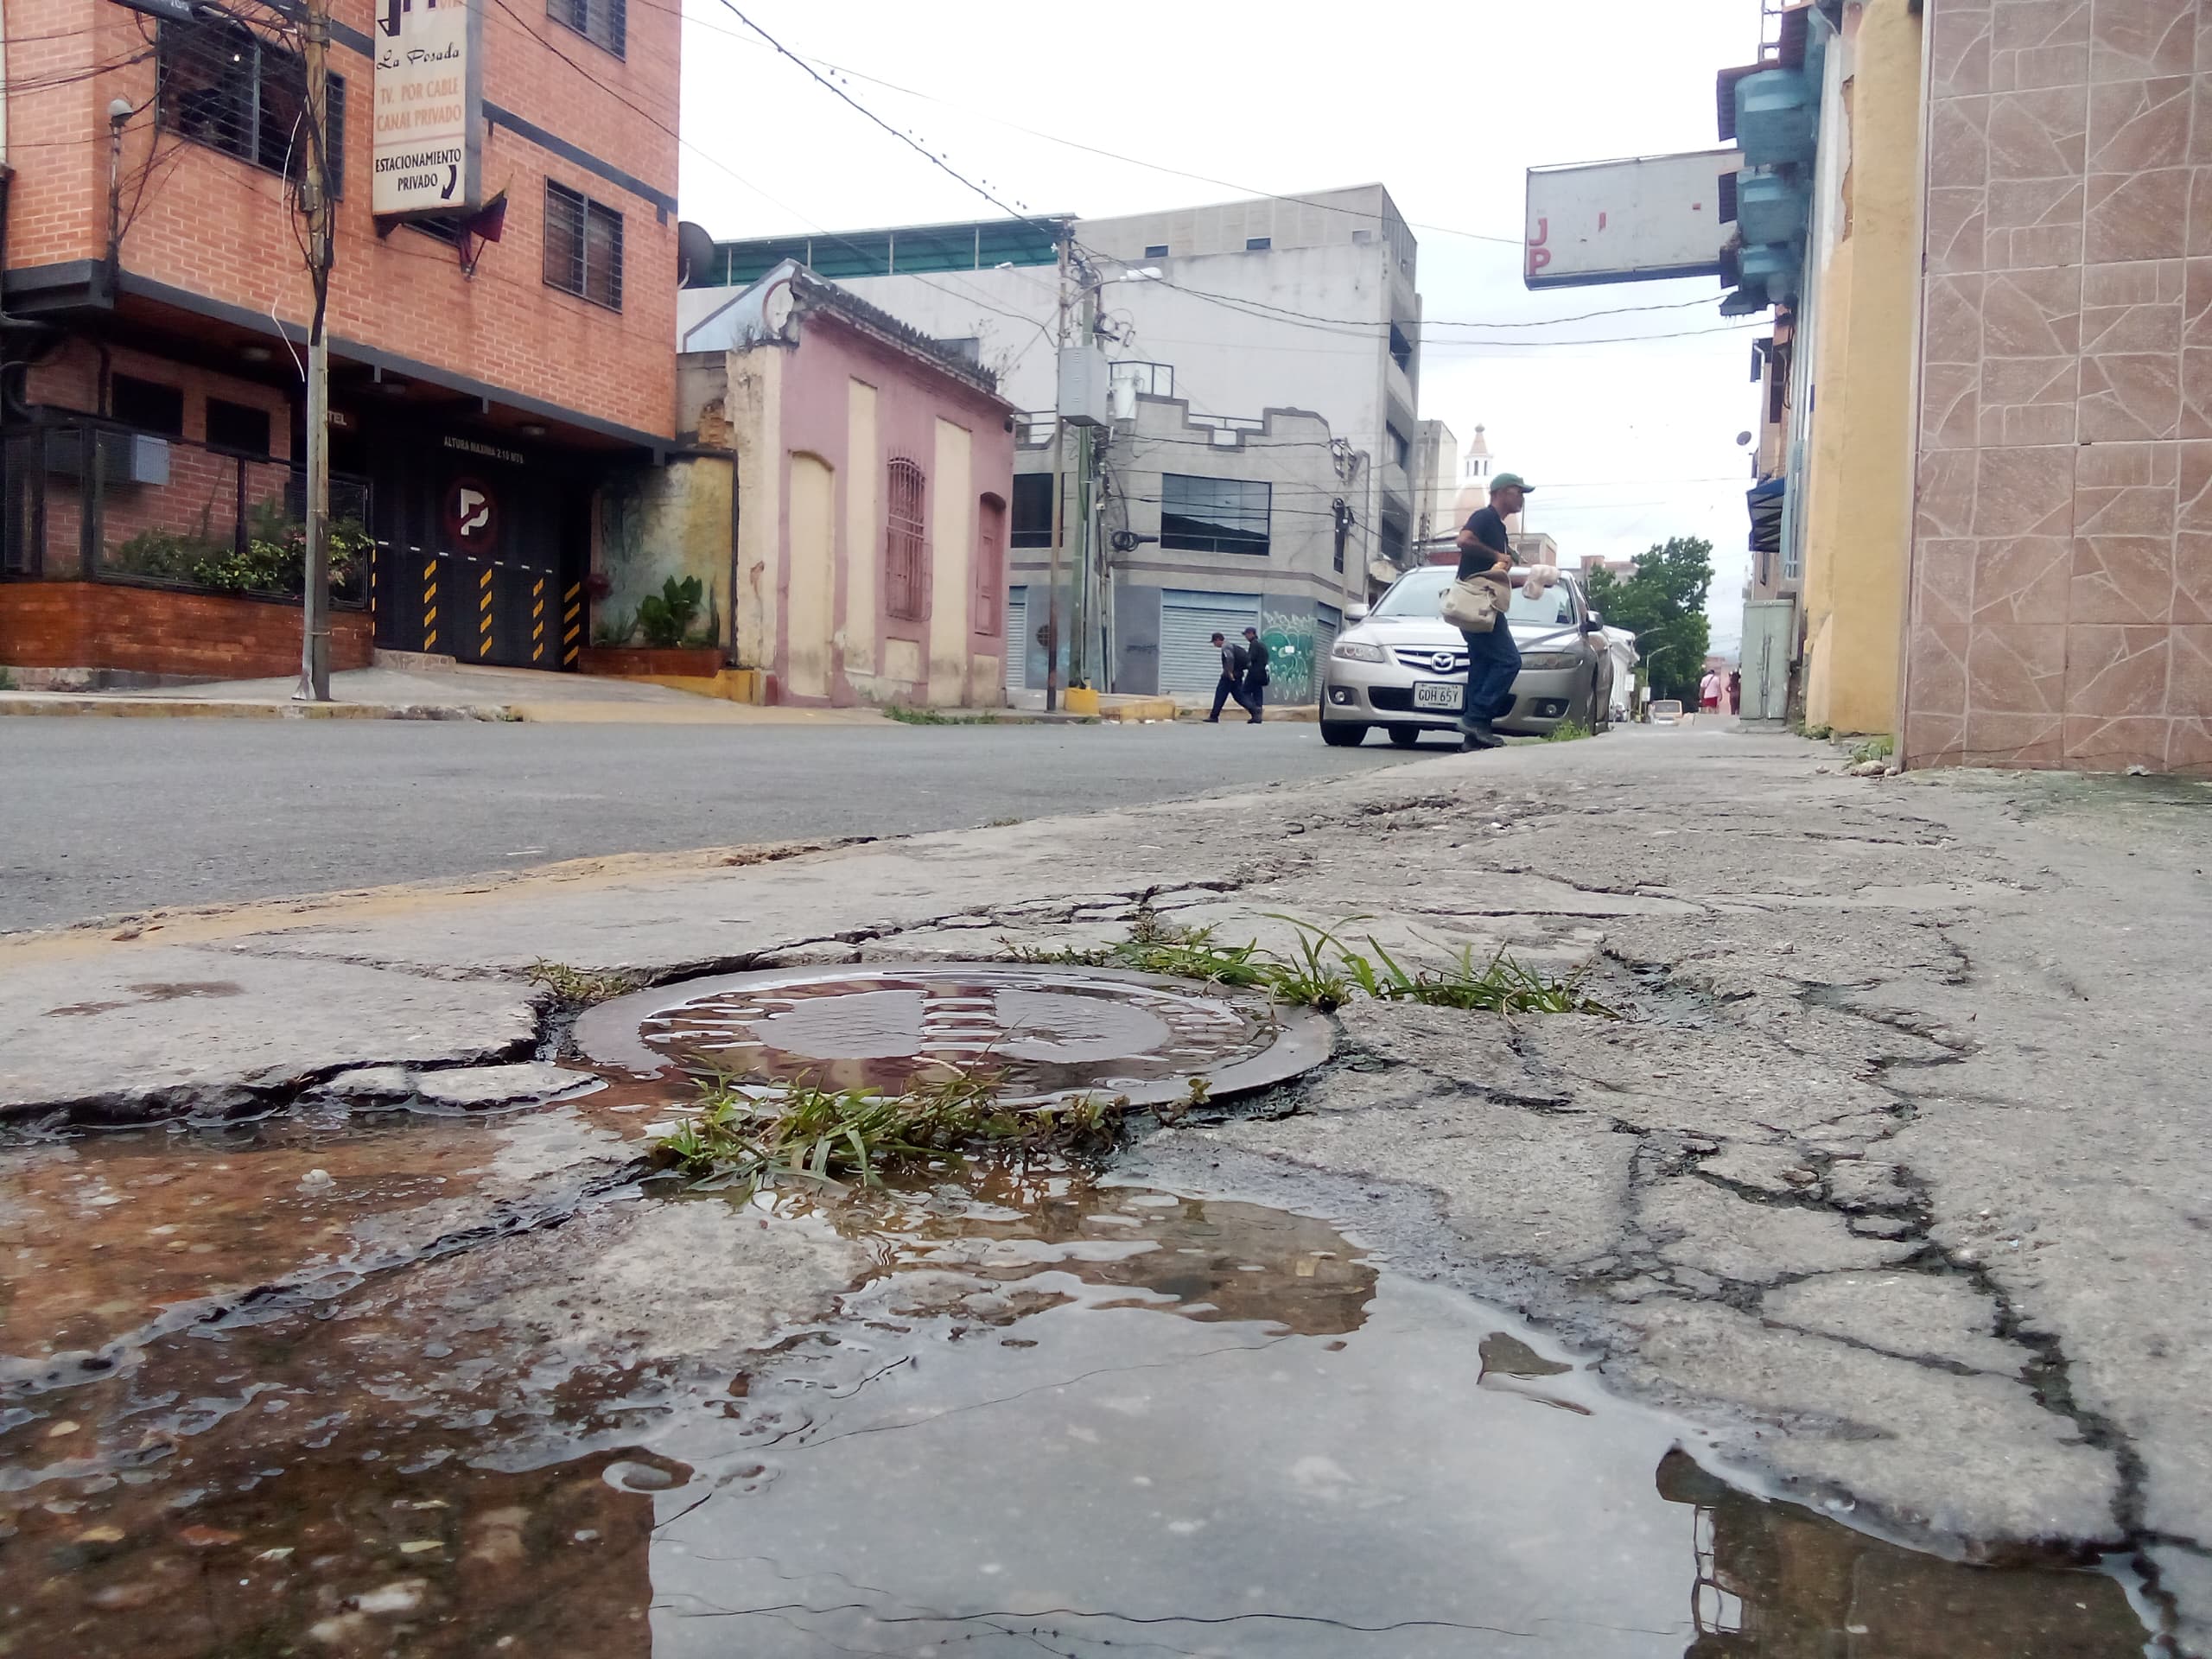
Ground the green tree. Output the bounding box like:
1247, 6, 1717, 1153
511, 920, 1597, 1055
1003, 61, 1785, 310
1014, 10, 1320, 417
1583, 536, 1714, 703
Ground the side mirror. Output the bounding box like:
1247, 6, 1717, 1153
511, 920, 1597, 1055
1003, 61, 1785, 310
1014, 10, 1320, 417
1582, 613, 1605, 632
1345, 603, 1370, 623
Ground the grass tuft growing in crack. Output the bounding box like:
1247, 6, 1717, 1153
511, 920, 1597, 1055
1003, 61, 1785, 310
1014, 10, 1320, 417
525, 959, 644, 1007
1276, 917, 1616, 1016
881, 704, 1001, 726
652, 1070, 1128, 1200
1005, 906, 1273, 988
1009, 907, 1613, 1018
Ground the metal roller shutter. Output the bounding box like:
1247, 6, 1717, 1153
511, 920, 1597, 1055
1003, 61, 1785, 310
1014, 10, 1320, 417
1313, 602, 1342, 667
1159, 589, 1260, 696
1005, 588, 1027, 690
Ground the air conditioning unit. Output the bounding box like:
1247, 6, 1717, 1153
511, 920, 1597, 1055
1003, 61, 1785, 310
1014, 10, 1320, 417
44, 431, 171, 486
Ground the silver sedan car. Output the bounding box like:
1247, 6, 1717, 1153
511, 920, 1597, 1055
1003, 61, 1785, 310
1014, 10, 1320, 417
1319, 565, 1615, 747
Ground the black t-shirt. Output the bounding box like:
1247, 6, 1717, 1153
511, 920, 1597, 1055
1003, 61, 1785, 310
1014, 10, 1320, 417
1457, 506, 1514, 581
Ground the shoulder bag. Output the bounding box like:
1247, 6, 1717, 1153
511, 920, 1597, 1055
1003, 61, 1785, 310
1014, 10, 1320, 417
1440, 571, 1503, 633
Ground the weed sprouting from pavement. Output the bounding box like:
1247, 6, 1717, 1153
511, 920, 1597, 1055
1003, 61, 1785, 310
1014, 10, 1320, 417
883, 704, 1001, 726
1544, 718, 1594, 743
525, 959, 643, 1007
1260, 914, 1353, 1012
1007, 906, 1612, 1018
652, 1069, 1128, 1198
1005, 906, 1272, 988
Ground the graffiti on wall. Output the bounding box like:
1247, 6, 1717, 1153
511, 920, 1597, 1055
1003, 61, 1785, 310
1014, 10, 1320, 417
1260, 609, 1319, 705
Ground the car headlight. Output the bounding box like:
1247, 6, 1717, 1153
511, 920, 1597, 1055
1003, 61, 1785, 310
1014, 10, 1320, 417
1332, 640, 1388, 663
1517, 651, 1581, 671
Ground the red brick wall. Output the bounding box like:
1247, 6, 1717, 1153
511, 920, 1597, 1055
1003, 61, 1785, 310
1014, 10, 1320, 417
26, 343, 293, 461
6, 0, 677, 442
0, 582, 374, 679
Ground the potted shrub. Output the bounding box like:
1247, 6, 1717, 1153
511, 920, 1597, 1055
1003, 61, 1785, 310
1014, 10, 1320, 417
578, 575, 723, 677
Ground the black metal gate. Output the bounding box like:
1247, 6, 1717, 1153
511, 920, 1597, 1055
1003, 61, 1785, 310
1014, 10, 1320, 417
362, 429, 584, 671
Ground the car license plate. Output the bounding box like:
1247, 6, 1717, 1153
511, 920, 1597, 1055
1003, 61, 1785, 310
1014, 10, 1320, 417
1412, 681, 1464, 711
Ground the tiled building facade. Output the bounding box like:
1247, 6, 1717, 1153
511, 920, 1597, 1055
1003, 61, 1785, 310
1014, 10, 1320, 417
1904, 0, 2212, 772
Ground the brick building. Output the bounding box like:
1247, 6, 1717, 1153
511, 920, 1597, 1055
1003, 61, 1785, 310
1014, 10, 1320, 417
0, 0, 677, 682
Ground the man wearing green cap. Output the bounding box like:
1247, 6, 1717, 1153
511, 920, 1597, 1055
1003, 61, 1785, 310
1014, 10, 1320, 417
1453, 473, 1533, 750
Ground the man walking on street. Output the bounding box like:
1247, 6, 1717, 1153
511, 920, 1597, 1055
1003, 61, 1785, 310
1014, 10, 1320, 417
1205, 632, 1254, 722
1454, 471, 1530, 751
1240, 626, 1269, 725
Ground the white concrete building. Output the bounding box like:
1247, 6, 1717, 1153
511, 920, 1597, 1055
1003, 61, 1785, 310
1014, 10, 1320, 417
688, 187, 1425, 584
1006, 394, 1367, 702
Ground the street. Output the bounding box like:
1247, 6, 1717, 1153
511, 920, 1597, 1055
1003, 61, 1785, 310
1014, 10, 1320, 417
0, 718, 1408, 933
3, 727, 2209, 1654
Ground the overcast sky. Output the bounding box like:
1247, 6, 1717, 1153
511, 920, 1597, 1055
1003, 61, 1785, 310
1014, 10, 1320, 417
674, 0, 1769, 652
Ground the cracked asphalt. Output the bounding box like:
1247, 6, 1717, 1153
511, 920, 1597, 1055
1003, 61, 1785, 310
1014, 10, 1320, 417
4, 724, 2210, 1652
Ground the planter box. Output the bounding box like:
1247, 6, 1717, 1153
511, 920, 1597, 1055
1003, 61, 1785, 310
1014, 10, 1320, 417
576, 645, 725, 679
0, 581, 373, 681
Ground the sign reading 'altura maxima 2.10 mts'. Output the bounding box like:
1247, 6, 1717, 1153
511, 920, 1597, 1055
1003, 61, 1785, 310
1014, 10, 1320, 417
372, 0, 483, 218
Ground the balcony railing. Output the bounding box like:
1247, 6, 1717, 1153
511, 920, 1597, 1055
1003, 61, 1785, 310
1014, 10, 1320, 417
2, 423, 370, 607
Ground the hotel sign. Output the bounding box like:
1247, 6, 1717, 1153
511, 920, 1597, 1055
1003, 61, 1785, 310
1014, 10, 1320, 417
372, 0, 483, 218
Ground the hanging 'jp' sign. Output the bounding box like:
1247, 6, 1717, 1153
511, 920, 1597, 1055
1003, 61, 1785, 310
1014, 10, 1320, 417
372, 0, 483, 219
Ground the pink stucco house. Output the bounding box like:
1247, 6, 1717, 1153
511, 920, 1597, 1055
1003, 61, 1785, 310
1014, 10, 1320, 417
663, 261, 1019, 709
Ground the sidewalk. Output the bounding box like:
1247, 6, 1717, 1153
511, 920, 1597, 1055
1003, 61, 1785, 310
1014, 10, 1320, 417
3, 728, 2209, 1645
0, 664, 1172, 726
0, 663, 887, 725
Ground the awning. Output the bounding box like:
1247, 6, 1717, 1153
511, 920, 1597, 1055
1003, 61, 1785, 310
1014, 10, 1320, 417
1748, 476, 1785, 555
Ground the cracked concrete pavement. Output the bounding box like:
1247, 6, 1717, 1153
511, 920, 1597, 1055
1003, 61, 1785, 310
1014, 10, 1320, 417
3, 724, 2209, 1645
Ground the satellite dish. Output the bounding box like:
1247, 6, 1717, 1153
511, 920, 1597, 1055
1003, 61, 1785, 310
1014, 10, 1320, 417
677, 220, 719, 289
760, 280, 797, 336
1736, 430, 1754, 446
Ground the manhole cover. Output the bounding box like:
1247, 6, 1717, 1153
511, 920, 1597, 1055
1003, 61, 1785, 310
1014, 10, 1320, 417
571, 963, 1329, 1108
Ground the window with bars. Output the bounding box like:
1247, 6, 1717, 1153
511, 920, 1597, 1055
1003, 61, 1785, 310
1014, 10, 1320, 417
157, 17, 345, 195
974, 497, 1004, 636
543, 182, 624, 310
548, 0, 625, 57
885, 458, 928, 621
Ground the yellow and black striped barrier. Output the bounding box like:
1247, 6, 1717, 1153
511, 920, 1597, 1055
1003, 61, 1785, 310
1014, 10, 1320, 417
478, 566, 494, 659
563, 582, 582, 667
531, 576, 547, 665
421, 557, 439, 652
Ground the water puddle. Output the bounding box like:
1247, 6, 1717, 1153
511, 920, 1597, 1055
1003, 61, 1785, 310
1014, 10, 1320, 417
0, 1112, 2157, 1657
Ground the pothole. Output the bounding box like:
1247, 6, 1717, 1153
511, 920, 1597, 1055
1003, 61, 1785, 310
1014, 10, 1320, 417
572, 963, 1331, 1107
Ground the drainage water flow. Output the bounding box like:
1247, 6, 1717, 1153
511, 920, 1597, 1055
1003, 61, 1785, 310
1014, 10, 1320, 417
0, 1110, 2156, 1657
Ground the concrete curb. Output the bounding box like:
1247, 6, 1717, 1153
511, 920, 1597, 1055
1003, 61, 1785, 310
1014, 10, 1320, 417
1170, 702, 1319, 723
0, 693, 1177, 728
0, 694, 522, 721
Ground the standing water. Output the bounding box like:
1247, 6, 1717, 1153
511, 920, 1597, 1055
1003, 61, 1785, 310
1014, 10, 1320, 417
0, 1105, 2154, 1656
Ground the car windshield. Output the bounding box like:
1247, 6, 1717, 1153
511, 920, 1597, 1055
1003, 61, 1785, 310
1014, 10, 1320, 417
1371, 566, 1579, 626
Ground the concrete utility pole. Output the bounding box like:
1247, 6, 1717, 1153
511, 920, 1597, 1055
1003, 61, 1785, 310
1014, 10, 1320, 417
295, 0, 336, 702
1068, 275, 1100, 691
1043, 228, 1070, 712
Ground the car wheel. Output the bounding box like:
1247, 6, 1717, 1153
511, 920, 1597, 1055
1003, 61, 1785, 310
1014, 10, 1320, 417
1320, 721, 1369, 748
1387, 725, 1421, 748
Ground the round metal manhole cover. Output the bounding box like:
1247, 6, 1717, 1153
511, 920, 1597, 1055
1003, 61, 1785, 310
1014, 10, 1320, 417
571, 963, 1330, 1108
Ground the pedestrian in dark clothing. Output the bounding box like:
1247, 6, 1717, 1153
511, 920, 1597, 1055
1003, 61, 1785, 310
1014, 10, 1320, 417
1453, 472, 1531, 750
1205, 632, 1255, 721
1727, 670, 1742, 715
1239, 626, 1269, 724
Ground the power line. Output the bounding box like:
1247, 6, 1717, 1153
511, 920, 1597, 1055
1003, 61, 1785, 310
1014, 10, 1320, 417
658, 0, 1521, 250
709, 0, 1060, 233
475, 0, 1058, 362
670, 41, 1745, 349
